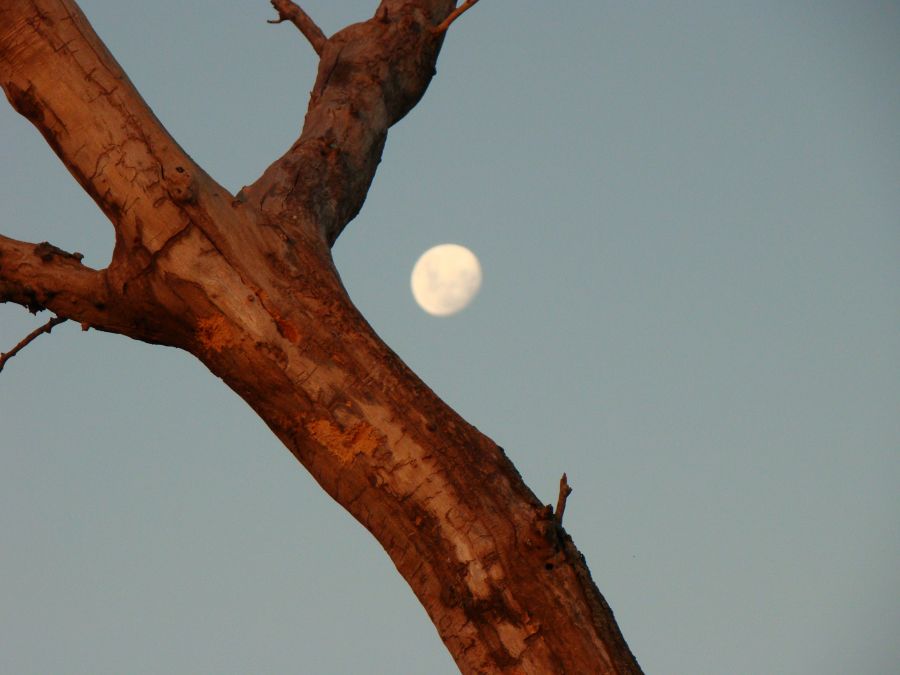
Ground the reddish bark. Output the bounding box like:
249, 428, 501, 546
0, 2, 642, 672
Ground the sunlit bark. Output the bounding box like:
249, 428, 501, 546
0, 2, 642, 672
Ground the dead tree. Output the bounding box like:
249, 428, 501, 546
0, 2, 641, 672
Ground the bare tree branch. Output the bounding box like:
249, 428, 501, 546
268, 0, 327, 55
0, 315, 67, 373
555, 472, 573, 525
0, 234, 113, 327
432, 0, 480, 34
241, 0, 456, 245
0, 0, 233, 264
0, 2, 645, 671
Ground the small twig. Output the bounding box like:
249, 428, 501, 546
555, 473, 573, 525
432, 0, 481, 35
268, 0, 327, 55
0, 316, 68, 373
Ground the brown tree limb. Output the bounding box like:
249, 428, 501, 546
241, 0, 457, 245
556, 472, 573, 525
0, 0, 233, 266
432, 0, 480, 34
268, 0, 327, 55
0, 2, 644, 672
0, 315, 67, 373
0, 234, 115, 327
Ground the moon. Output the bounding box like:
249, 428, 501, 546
411, 244, 482, 316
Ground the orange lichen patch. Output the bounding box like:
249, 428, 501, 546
275, 317, 301, 343
306, 419, 382, 464
253, 288, 301, 344
496, 620, 534, 660
195, 315, 238, 353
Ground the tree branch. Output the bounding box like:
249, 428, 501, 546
431, 0, 480, 34
0, 234, 114, 327
240, 0, 457, 246
1, 3, 645, 671
268, 0, 327, 55
0, 315, 67, 373
555, 472, 573, 525
0, 0, 233, 264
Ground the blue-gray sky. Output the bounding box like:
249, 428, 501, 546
1, 2, 898, 673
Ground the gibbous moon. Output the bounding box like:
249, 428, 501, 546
411, 244, 482, 316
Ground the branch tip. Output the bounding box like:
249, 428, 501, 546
555, 473, 573, 525
432, 0, 481, 35
0, 316, 68, 373
269, 0, 327, 55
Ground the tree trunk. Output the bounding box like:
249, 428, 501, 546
0, 1, 642, 672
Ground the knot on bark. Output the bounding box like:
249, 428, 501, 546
163, 164, 197, 203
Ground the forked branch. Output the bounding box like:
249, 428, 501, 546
242, 2, 450, 246
0, 3, 644, 671
0, 315, 67, 373
268, 0, 327, 54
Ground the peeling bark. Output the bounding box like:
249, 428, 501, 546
0, 2, 642, 672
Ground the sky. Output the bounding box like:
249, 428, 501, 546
1, 1, 898, 673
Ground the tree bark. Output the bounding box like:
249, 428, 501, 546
0, 2, 642, 672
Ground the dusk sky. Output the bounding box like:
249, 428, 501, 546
2, 2, 898, 673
